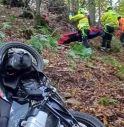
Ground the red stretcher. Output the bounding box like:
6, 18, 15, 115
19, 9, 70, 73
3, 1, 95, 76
58, 27, 103, 45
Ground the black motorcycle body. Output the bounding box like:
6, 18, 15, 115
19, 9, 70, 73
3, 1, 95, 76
0, 42, 105, 127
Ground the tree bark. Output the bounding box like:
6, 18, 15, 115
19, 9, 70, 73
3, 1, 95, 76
88, 0, 96, 26
34, 0, 47, 27
98, 0, 101, 26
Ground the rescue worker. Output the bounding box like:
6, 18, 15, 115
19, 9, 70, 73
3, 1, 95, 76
101, 6, 119, 51
118, 16, 124, 45
118, 16, 124, 32
69, 8, 91, 53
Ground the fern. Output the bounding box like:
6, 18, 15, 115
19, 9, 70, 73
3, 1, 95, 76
27, 34, 57, 53
0, 31, 5, 41
2, 22, 12, 30
68, 44, 92, 59
98, 96, 118, 106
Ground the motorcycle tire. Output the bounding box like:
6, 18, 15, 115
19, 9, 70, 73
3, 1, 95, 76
0, 42, 44, 71
71, 111, 105, 127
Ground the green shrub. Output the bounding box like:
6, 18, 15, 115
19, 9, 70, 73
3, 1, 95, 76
98, 96, 118, 106
9, 15, 16, 23
116, 66, 124, 79
2, 22, 12, 30
112, 37, 121, 52
27, 34, 57, 53
102, 56, 121, 67
0, 31, 5, 41
102, 56, 124, 79
68, 43, 92, 59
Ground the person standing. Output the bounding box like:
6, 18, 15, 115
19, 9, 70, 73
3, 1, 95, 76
118, 16, 124, 45
118, 16, 124, 32
101, 6, 119, 51
69, 8, 91, 54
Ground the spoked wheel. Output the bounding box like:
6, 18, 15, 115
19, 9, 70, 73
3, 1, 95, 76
71, 111, 105, 127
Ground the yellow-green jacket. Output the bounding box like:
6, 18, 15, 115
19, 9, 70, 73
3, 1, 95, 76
69, 14, 89, 30
101, 10, 119, 27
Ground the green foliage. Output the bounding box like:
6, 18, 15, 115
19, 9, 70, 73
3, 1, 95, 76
116, 66, 124, 80
102, 56, 121, 67
33, 26, 59, 41
35, 26, 52, 35
0, 0, 5, 4
111, 38, 121, 53
0, 38, 4, 46
98, 96, 118, 106
27, 34, 57, 53
26, 25, 59, 53
2, 22, 12, 30
102, 56, 124, 79
68, 43, 92, 59
0, 31, 5, 41
116, 0, 124, 17
8, 15, 16, 23
34, 15, 49, 28
0, 42, 4, 46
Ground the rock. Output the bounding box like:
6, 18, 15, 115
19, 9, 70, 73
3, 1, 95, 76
1, 15, 6, 18
43, 59, 49, 66
121, 84, 124, 88
61, 92, 72, 99
65, 98, 81, 105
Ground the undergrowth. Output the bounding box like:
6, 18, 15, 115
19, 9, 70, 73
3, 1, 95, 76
68, 43, 93, 59
98, 96, 118, 106
101, 56, 124, 79
27, 34, 57, 53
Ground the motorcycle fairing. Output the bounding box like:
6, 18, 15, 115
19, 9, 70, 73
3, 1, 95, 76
0, 98, 11, 127
2, 75, 20, 90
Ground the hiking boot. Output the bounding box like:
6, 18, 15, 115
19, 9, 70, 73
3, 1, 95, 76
100, 47, 106, 51
106, 48, 111, 52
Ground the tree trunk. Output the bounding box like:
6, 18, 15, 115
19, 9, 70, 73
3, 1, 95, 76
98, 0, 101, 26
88, 0, 96, 26
34, 0, 47, 27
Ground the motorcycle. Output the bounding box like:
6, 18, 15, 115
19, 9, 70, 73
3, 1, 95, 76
0, 42, 105, 127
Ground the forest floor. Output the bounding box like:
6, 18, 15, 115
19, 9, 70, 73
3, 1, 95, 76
0, 5, 124, 127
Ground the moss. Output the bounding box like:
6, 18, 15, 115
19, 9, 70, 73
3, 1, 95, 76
98, 96, 118, 106
101, 56, 124, 80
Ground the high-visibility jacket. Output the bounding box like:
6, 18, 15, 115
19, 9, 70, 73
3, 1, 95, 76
69, 13, 89, 30
101, 10, 119, 27
118, 18, 124, 31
